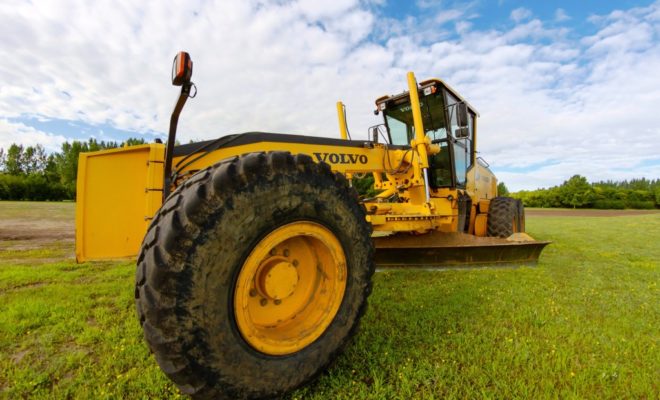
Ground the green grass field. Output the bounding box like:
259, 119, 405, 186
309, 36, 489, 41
1, 202, 658, 399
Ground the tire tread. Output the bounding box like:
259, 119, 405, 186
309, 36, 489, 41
135, 151, 374, 399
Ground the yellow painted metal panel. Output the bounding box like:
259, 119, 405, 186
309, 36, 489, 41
171, 142, 390, 174
170, 141, 462, 234
336, 102, 348, 140
467, 163, 496, 202
145, 146, 166, 220
75, 144, 165, 262
474, 214, 488, 237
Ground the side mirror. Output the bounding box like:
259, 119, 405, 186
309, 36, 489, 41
454, 127, 470, 139
456, 102, 469, 128
369, 126, 379, 143
172, 51, 193, 86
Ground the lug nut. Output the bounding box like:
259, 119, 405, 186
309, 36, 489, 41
283, 249, 290, 257
292, 259, 299, 267
249, 289, 257, 297
269, 249, 276, 256
260, 298, 268, 306
274, 299, 282, 305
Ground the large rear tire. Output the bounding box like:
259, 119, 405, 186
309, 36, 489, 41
487, 196, 523, 238
135, 152, 374, 399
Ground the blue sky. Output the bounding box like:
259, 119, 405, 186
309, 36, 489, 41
1, 0, 659, 190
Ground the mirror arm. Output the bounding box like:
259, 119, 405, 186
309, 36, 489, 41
163, 82, 192, 201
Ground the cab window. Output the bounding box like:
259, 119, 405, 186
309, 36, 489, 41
385, 112, 412, 145
384, 92, 447, 145
453, 141, 467, 186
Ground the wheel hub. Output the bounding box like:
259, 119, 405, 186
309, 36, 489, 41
233, 222, 347, 356
257, 258, 299, 300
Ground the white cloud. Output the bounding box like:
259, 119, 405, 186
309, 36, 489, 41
416, 0, 442, 9
0, 119, 68, 153
435, 9, 464, 25
510, 7, 532, 23
0, 0, 659, 190
555, 8, 570, 22
297, 0, 358, 20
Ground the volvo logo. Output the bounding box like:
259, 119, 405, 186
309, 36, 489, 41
313, 152, 368, 165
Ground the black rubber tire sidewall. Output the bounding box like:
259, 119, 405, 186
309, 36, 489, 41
486, 196, 519, 238
193, 170, 371, 398
135, 152, 374, 400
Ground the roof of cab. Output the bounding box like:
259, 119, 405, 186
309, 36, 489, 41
375, 77, 479, 117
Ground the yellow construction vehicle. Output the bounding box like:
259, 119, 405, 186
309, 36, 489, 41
75, 52, 548, 399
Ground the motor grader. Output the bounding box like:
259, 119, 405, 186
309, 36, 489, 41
75, 52, 548, 399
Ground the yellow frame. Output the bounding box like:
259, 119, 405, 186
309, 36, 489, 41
76, 72, 498, 261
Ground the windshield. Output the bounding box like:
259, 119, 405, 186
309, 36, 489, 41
384, 93, 447, 145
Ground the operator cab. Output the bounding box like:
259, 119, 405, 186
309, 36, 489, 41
375, 79, 478, 190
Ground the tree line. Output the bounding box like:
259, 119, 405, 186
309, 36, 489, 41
0, 138, 146, 201
508, 175, 660, 209
352, 174, 659, 209
1, 143, 659, 209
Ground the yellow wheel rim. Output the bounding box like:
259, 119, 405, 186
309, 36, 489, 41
234, 222, 347, 356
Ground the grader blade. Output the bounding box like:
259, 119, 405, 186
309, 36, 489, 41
374, 232, 550, 268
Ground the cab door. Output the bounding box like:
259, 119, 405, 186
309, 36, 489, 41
442, 91, 473, 189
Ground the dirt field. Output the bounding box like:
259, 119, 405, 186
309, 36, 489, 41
526, 208, 659, 217
0, 201, 75, 262
0, 219, 73, 243
1, 202, 657, 251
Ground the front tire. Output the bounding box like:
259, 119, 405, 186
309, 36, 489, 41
487, 196, 523, 237
135, 152, 374, 399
